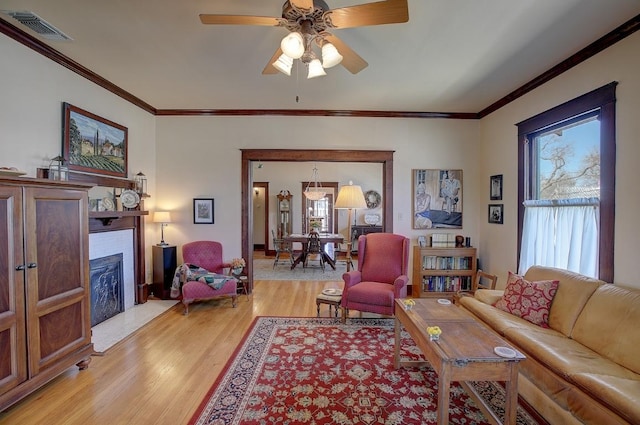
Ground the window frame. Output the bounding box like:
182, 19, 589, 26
516, 82, 617, 282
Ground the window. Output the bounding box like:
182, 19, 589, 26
517, 83, 616, 282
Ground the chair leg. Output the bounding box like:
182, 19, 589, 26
231, 295, 238, 308
341, 307, 347, 323
182, 300, 190, 316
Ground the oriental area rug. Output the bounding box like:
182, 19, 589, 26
189, 317, 541, 425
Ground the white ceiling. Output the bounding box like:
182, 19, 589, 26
1, 0, 639, 112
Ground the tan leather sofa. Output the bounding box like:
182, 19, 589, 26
458, 266, 640, 425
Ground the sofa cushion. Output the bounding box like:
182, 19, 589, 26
571, 284, 640, 374
524, 265, 603, 336
494, 271, 559, 327
459, 295, 537, 335
569, 373, 640, 425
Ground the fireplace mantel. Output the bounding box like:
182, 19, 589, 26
36, 168, 149, 304
90, 210, 149, 226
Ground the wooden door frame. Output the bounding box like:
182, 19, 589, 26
241, 149, 394, 288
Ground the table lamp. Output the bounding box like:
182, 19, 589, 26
152, 211, 172, 246
334, 181, 367, 271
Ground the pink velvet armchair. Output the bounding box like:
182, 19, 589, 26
180, 241, 238, 314
341, 233, 410, 322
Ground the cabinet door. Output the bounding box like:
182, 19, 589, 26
0, 186, 27, 395
23, 187, 91, 375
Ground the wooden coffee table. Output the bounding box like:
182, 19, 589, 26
394, 298, 525, 425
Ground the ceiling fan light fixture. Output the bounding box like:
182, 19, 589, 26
281, 31, 304, 59
272, 53, 293, 76
307, 58, 326, 79
321, 42, 343, 68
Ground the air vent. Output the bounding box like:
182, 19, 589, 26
2, 11, 72, 41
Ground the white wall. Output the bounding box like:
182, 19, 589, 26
3, 28, 638, 288
155, 116, 481, 265
478, 31, 640, 287
0, 34, 157, 280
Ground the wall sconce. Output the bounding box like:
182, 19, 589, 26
48, 155, 68, 181
152, 211, 172, 246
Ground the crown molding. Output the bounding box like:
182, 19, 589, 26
2, 13, 638, 119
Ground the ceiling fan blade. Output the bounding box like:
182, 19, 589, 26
323, 34, 368, 74
200, 14, 281, 26
327, 0, 409, 29
290, 0, 314, 11
262, 47, 284, 75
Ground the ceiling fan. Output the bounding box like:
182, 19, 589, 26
200, 0, 409, 78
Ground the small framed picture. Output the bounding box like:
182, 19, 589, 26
488, 204, 504, 224
417, 235, 427, 247
193, 198, 214, 224
490, 174, 503, 200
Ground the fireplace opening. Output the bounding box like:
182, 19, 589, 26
90, 253, 125, 327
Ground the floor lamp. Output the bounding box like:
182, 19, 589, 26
334, 182, 367, 272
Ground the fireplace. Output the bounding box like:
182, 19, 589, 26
90, 254, 125, 326
89, 229, 136, 317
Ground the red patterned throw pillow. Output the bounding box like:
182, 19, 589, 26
493, 271, 559, 327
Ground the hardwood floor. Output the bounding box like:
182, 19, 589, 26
0, 279, 366, 424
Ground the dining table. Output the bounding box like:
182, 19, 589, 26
283, 233, 344, 270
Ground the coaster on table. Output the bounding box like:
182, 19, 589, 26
494, 346, 517, 358
437, 298, 452, 305
322, 288, 343, 296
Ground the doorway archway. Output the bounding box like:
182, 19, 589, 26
241, 149, 395, 289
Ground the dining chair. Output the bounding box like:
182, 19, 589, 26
473, 270, 498, 291
271, 229, 293, 268
304, 231, 325, 271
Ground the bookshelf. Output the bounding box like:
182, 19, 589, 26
412, 246, 477, 298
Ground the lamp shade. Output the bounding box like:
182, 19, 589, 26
307, 58, 326, 79
281, 32, 304, 59
321, 42, 343, 68
152, 211, 172, 223
334, 184, 367, 209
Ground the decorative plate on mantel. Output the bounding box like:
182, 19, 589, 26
121, 189, 140, 209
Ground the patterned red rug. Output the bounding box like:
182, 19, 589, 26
189, 317, 542, 425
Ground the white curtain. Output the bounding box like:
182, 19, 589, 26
519, 198, 599, 278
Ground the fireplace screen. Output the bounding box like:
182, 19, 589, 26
90, 253, 124, 326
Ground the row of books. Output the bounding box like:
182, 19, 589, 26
421, 255, 471, 270
429, 233, 457, 248
421, 276, 473, 292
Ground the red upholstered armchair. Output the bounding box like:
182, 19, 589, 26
341, 233, 410, 322
180, 241, 238, 314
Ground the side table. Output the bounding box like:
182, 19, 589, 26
152, 245, 177, 299
232, 271, 251, 300
316, 292, 342, 317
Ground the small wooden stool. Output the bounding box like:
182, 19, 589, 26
316, 292, 342, 317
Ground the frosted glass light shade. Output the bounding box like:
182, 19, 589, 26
281, 32, 304, 59
304, 190, 326, 201
321, 42, 343, 68
272, 53, 293, 76
307, 59, 326, 79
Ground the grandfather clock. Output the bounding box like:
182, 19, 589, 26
276, 190, 292, 238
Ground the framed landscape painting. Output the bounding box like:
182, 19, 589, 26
63, 102, 128, 177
